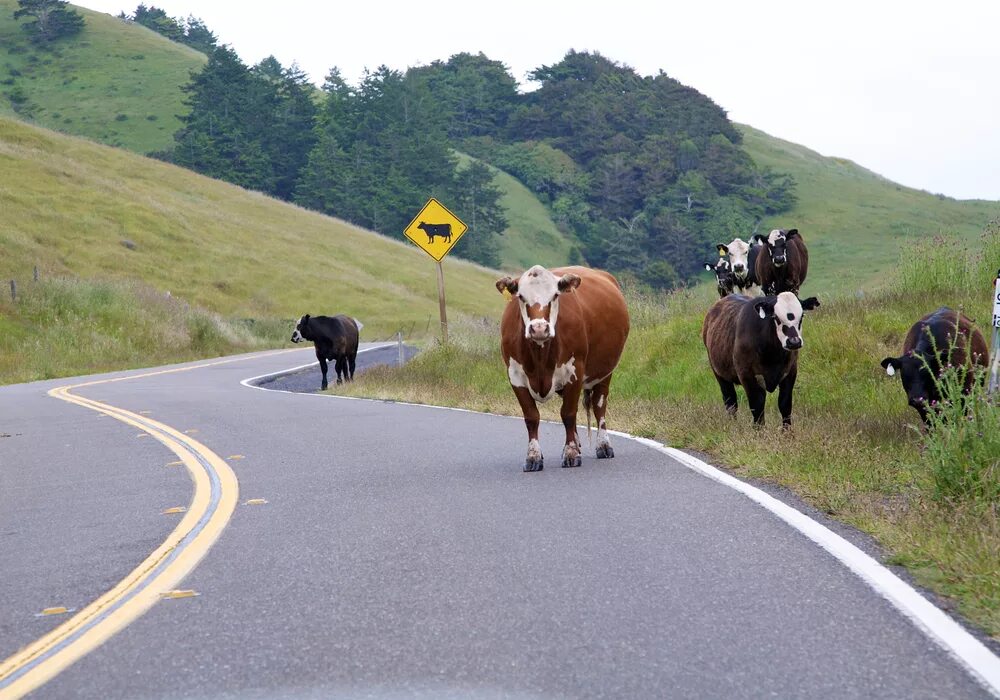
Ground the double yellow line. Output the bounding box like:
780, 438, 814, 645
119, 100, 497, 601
0, 351, 296, 698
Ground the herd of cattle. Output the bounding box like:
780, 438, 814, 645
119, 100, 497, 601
289, 227, 990, 472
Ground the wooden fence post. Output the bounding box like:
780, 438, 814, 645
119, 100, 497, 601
10, 280, 16, 302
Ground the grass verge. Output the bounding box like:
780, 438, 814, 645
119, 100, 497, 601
338, 223, 1000, 638
0, 277, 287, 383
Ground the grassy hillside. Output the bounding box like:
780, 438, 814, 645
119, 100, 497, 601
455, 152, 577, 271
740, 124, 1000, 294
0, 116, 505, 382
0, 0, 203, 153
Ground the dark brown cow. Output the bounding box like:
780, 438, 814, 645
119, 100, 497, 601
880, 307, 989, 423
753, 229, 809, 295
496, 265, 630, 471
703, 292, 820, 427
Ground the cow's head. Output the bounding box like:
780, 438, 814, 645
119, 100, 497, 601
496, 265, 581, 344
880, 352, 936, 423
753, 292, 819, 350
290, 314, 309, 343
717, 238, 752, 280
754, 229, 799, 268
704, 258, 735, 296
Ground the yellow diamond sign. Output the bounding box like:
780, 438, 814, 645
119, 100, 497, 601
403, 198, 468, 262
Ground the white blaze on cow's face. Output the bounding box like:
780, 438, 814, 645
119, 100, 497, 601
771, 293, 804, 349
755, 292, 816, 351
767, 229, 789, 267
290, 315, 306, 343
724, 238, 751, 279
513, 265, 580, 343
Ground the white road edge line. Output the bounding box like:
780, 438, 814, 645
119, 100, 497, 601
240, 356, 1000, 698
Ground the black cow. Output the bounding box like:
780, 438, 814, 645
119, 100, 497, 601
417, 221, 452, 244
703, 258, 736, 298
880, 307, 989, 423
290, 314, 362, 390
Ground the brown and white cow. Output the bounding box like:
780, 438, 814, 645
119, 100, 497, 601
702, 291, 820, 427
496, 265, 630, 472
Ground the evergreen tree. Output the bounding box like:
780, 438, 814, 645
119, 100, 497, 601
169, 46, 276, 193
449, 161, 507, 268
15, 0, 84, 44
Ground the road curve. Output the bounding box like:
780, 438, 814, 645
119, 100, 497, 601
0, 346, 997, 699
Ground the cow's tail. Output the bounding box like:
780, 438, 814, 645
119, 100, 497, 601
353, 318, 364, 332
583, 388, 593, 447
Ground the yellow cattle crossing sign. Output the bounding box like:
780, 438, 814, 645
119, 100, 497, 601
403, 198, 468, 263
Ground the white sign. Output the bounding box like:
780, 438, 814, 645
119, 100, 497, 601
994, 276, 1000, 328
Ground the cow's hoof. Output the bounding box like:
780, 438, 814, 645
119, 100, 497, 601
561, 455, 582, 468
596, 445, 614, 459
523, 457, 544, 472
321, 383, 328, 391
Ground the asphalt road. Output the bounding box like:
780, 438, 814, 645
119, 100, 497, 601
0, 345, 996, 699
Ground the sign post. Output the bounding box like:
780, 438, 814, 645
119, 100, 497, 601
989, 269, 1000, 395
403, 198, 468, 344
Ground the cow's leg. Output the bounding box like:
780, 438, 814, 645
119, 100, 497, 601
348, 353, 357, 381
715, 375, 738, 417
512, 387, 543, 472
591, 375, 615, 459
778, 367, 797, 429
317, 354, 329, 391
560, 382, 584, 468
744, 381, 767, 426
334, 355, 346, 384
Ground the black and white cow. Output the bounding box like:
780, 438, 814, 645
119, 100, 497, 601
290, 314, 363, 390
704, 258, 736, 298
417, 222, 452, 244
716, 237, 763, 296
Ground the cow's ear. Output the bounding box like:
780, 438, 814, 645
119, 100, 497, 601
752, 234, 766, 246
716, 244, 729, 256
753, 299, 775, 319
704, 262, 716, 272
495, 277, 518, 296
302, 314, 310, 323
785, 228, 800, 240
800, 296, 820, 311
881, 357, 901, 377
558, 273, 582, 293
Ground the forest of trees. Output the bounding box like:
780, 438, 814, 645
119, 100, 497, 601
153, 45, 796, 284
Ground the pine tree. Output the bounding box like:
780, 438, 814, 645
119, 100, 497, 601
15, 0, 84, 44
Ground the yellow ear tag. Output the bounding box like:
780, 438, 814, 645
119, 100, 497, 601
502, 288, 513, 301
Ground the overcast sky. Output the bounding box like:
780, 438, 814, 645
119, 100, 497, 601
78, 0, 1000, 200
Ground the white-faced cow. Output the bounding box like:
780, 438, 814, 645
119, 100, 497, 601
703, 258, 736, 298
290, 314, 363, 390
716, 237, 763, 295
752, 229, 809, 295
702, 292, 820, 427
417, 221, 452, 244
496, 265, 630, 472
880, 307, 989, 424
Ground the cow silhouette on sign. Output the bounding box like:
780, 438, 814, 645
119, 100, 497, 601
417, 221, 452, 244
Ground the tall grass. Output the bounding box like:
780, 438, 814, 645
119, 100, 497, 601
0, 277, 286, 383
339, 223, 1000, 637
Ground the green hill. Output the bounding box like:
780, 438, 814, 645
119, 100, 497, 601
455, 152, 577, 271
0, 116, 505, 382
740, 124, 1000, 293
0, 0, 203, 153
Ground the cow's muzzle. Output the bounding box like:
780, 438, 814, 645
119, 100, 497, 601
785, 337, 802, 350
527, 320, 551, 342
773, 256, 787, 267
